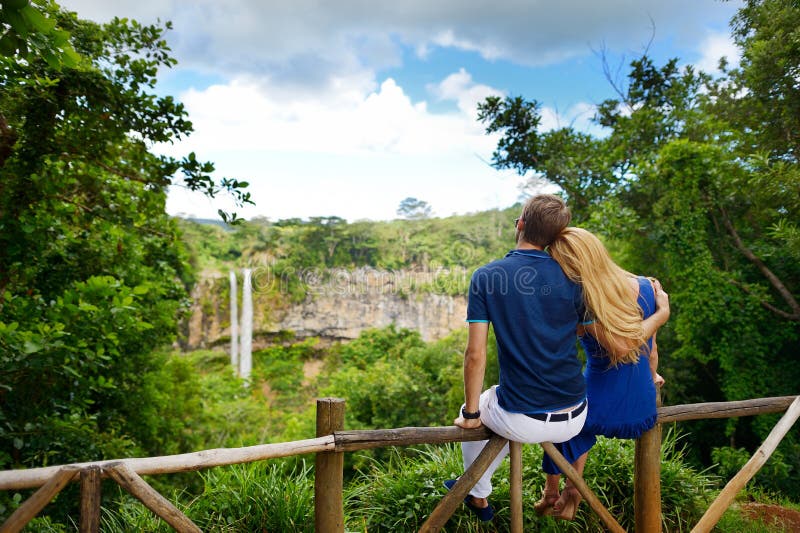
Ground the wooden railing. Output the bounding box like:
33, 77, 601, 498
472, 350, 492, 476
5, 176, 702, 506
0, 395, 798, 533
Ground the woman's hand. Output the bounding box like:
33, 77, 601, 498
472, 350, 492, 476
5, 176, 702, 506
652, 279, 670, 324
454, 414, 483, 429
653, 373, 665, 387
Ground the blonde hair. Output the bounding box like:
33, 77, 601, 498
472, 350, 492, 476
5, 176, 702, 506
548, 227, 647, 365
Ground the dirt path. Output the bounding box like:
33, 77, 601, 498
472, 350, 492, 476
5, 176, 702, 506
740, 502, 800, 532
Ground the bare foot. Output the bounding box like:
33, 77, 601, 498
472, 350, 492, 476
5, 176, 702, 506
552, 486, 581, 521
534, 490, 560, 516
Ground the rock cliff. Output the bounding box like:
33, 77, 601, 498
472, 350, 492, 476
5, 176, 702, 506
182, 267, 468, 349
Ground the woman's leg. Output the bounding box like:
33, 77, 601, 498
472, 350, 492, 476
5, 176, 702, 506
553, 451, 588, 520
534, 473, 562, 515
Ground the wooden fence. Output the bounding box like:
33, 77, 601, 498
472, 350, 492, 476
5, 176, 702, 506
0, 395, 798, 533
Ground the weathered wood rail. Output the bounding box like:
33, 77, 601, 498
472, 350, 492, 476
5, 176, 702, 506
0, 395, 797, 533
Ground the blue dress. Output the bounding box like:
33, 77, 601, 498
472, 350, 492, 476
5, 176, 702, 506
542, 276, 658, 474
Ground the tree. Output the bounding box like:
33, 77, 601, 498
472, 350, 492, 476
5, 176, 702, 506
396, 197, 433, 220
728, 0, 800, 160
0, 2, 251, 481
476, 98, 617, 221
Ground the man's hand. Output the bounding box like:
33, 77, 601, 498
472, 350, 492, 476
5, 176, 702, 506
454, 415, 483, 429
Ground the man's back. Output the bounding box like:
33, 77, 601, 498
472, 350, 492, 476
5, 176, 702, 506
467, 248, 585, 413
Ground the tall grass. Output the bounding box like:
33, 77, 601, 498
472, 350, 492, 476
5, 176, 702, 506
102, 461, 314, 532
343, 429, 715, 532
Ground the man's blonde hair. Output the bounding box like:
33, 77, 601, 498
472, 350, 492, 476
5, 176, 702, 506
549, 227, 647, 365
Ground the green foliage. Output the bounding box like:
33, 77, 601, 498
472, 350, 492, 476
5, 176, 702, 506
0, 3, 252, 522
181, 205, 519, 274
105, 461, 310, 533
712, 441, 800, 498
332, 325, 425, 370
0, 0, 80, 68
325, 327, 449, 430
345, 445, 488, 532
1, 276, 183, 467
97, 436, 717, 532
181, 350, 273, 448
3, 0, 800, 527
397, 196, 434, 219
322, 326, 501, 432
476, 96, 617, 220
6, 324, 792, 530
730, 0, 800, 159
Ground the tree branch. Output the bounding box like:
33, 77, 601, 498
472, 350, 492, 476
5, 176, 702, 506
728, 278, 800, 321
720, 206, 800, 321
55, 194, 170, 239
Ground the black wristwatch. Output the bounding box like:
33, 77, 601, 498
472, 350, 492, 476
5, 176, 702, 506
461, 407, 481, 419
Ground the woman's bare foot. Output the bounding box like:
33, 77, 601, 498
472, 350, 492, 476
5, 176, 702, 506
533, 489, 560, 516
552, 486, 582, 521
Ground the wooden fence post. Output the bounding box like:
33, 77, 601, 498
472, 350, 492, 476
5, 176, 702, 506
315, 398, 345, 533
106, 463, 200, 533
540, 442, 626, 533
0, 467, 78, 533
509, 441, 523, 533
79, 466, 102, 533
420, 434, 509, 532
635, 389, 662, 533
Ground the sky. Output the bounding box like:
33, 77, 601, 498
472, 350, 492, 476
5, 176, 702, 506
59, 0, 743, 222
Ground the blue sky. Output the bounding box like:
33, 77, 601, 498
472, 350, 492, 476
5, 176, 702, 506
60, 0, 742, 222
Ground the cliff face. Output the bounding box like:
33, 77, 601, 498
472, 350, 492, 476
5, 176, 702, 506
183, 268, 468, 349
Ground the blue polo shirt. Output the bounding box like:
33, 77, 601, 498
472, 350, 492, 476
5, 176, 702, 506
467, 249, 586, 413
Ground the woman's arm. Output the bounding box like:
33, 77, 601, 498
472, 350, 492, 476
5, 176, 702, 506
585, 279, 671, 359
649, 332, 665, 387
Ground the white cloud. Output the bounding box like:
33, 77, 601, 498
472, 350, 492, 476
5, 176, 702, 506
428, 68, 503, 119
695, 32, 741, 74
161, 71, 521, 221
60, 0, 742, 87
167, 73, 498, 157
539, 102, 598, 132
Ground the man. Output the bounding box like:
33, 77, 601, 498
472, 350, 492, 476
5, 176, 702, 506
447, 194, 588, 521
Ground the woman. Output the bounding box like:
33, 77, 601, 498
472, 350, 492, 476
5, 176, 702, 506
534, 227, 668, 520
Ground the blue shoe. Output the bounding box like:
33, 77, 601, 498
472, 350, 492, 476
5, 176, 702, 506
443, 479, 495, 522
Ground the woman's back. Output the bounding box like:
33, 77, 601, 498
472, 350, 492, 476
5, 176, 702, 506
581, 276, 658, 437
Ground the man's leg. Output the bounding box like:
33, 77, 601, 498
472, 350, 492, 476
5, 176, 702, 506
458, 386, 511, 503
460, 438, 510, 501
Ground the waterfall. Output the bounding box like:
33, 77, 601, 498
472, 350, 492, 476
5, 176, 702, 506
240, 267, 253, 382
229, 271, 239, 372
